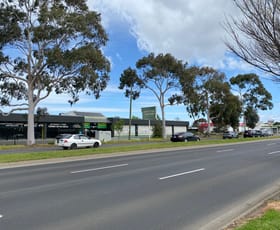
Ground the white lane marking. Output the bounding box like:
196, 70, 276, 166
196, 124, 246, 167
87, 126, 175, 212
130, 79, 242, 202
267, 143, 276, 146
0, 214, 3, 218
267, 151, 280, 155
159, 168, 205, 180
70, 164, 128, 174
216, 149, 234, 153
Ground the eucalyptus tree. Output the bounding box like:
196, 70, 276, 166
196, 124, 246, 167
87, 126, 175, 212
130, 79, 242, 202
224, 0, 280, 80
119, 67, 143, 140
0, 0, 110, 145
244, 106, 259, 129
179, 67, 233, 133
210, 93, 242, 131
135, 53, 187, 139
230, 73, 273, 128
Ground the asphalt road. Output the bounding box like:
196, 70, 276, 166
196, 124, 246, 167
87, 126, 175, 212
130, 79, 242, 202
1, 139, 280, 230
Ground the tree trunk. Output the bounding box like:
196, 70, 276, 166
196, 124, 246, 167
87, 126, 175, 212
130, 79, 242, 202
161, 104, 166, 139
27, 92, 35, 145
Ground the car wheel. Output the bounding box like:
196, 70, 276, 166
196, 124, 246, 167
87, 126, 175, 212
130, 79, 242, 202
93, 142, 100, 148
196, 138, 200, 141
63, 147, 68, 150
70, 143, 77, 149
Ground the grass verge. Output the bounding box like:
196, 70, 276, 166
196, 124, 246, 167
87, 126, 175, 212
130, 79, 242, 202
235, 209, 280, 230
0, 137, 278, 163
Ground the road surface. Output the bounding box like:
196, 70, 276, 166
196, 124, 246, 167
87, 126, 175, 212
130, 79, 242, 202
1, 139, 280, 229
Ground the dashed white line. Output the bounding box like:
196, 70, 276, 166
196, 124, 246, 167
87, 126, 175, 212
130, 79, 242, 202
0, 214, 3, 219
267, 143, 276, 146
217, 149, 234, 153
159, 168, 205, 180
70, 163, 128, 174
267, 151, 280, 155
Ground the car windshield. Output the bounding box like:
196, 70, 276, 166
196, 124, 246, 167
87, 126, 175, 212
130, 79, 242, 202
61, 134, 72, 139
185, 132, 194, 137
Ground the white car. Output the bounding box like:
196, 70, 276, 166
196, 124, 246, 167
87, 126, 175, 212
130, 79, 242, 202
57, 134, 102, 150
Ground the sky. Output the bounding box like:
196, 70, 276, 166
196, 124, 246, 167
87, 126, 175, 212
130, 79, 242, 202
39, 0, 280, 124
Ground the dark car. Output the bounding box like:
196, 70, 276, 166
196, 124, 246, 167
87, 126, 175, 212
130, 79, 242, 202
222, 131, 239, 139
243, 130, 254, 138
170, 132, 200, 142
244, 130, 262, 138
254, 130, 263, 137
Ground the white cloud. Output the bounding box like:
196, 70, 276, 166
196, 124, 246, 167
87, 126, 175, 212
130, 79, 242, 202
90, 0, 240, 65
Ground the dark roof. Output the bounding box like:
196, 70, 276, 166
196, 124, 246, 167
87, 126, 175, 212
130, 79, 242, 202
0, 113, 84, 123
61, 111, 110, 123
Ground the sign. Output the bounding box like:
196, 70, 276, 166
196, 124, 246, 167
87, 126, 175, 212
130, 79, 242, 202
141, 106, 156, 120
84, 122, 90, 129
97, 123, 107, 129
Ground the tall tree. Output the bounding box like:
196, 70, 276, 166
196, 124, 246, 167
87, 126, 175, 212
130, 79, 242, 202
119, 67, 143, 140
0, 0, 110, 145
135, 53, 186, 139
230, 73, 273, 126
210, 93, 242, 131
179, 67, 231, 134
244, 106, 259, 129
224, 0, 280, 80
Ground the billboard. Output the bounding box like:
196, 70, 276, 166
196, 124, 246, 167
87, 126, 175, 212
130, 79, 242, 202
141, 106, 156, 120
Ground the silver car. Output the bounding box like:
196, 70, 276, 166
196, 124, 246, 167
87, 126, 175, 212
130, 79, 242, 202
222, 131, 239, 139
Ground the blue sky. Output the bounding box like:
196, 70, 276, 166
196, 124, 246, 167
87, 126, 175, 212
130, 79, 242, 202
39, 0, 280, 124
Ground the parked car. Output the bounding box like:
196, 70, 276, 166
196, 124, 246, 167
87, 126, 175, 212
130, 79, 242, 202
55, 134, 71, 145
243, 130, 263, 138
244, 130, 254, 138
222, 131, 239, 139
170, 132, 200, 142
254, 130, 263, 137
57, 134, 102, 149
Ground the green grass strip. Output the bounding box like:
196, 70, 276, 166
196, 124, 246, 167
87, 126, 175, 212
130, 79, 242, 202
236, 210, 280, 230
0, 137, 279, 163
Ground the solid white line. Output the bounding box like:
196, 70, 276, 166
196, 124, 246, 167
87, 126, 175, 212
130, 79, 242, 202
159, 168, 205, 180
70, 164, 128, 174
267, 151, 280, 155
217, 149, 234, 153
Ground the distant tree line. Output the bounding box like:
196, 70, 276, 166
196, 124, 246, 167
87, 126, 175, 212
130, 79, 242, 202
119, 53, 273, 135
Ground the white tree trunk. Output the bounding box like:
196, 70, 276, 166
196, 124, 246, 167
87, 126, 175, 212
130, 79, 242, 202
161, 104, 166, 139
27, 93, 36, 145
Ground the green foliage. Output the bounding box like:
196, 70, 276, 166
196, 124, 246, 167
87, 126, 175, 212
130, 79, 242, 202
0, 0, 110, 144
113, 119, 124, 138
230, 73, 272, 128
179, 66, 229, 119
0, 0, 110, 107
119, 67, 142, 99
134, 52, 187, 138
230, 74, 273, 111
210, 93, 242, 130
152, 121, 163, 138
244, 106, 259, 129
179, 66, 242, 130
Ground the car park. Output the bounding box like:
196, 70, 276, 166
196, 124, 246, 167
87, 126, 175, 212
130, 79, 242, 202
57, 134, 102, 149
170, 132, 200, 142
222, 131, 239, 139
